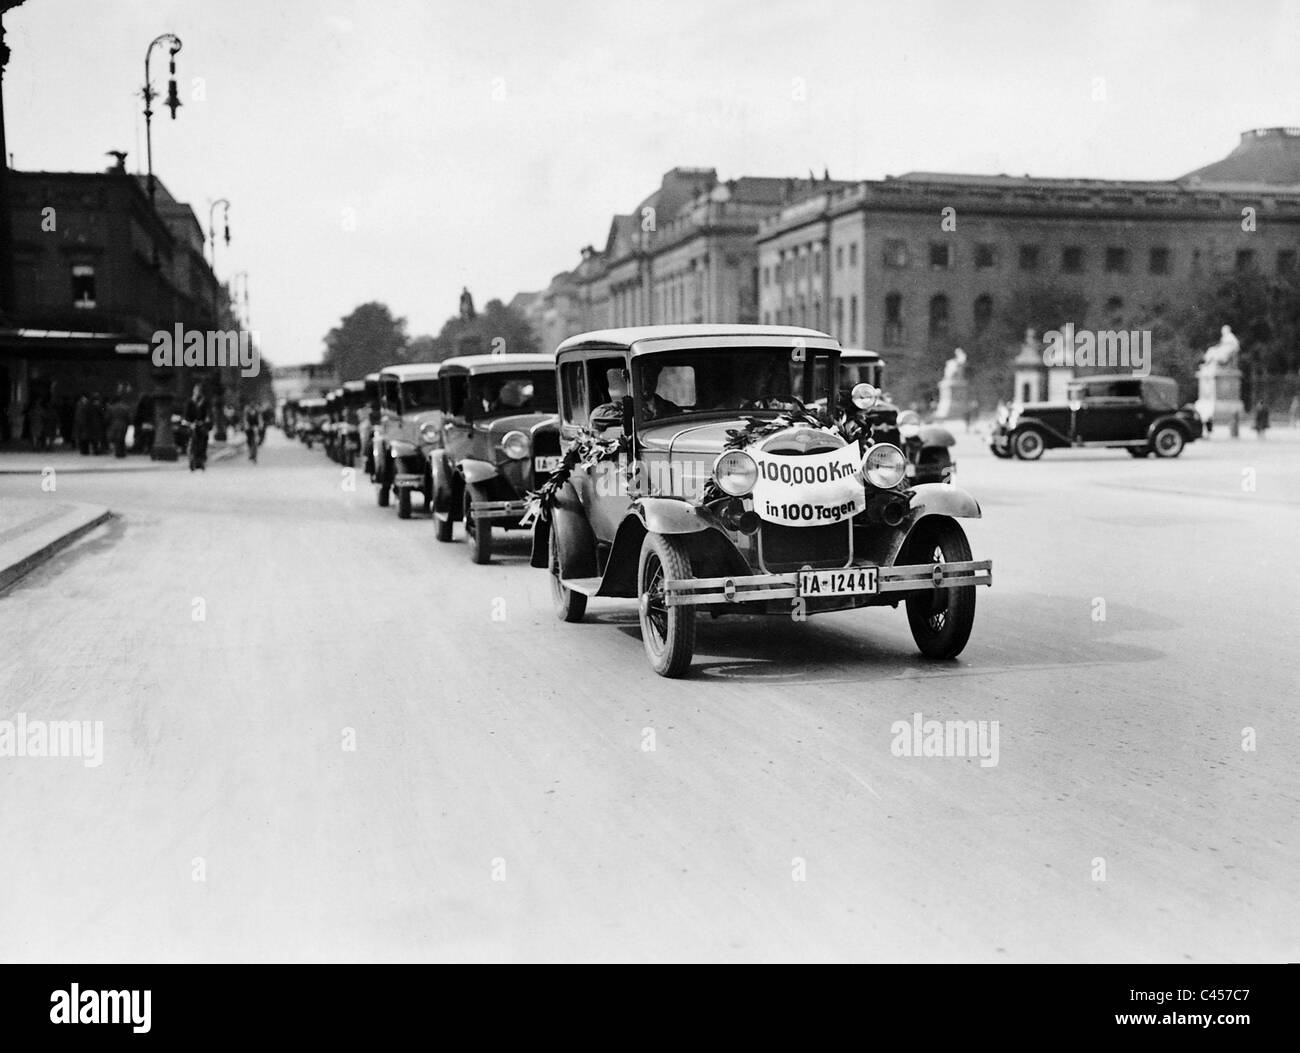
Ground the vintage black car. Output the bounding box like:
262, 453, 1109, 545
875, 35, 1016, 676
431, 353, 560, 562
531, 325, 992, 678
372, 363, 443, 517
990, 374, 1203, 459
327, 380, 367, 466
295, 397, 327, 448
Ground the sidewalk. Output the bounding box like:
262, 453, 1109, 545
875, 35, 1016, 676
0, 434, 246, 474
0, 498, 112, 592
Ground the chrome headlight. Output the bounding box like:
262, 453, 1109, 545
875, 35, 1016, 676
713, 450, 757, 497
864, 443, 906, 488
852, 383, 881, 410
896, 410, 921, 439
501, 430, 530, 460
419, 422, 440, 444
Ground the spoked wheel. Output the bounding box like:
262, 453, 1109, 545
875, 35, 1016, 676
465, 488, 492, 564
638, 533, 696, 678
1012, 429, 1044, 460
902, 517, 977, 660
1152, 425, 1185, 458
549, 523, 587, 622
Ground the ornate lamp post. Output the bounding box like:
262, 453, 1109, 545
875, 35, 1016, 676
141, 33, 182, 209
207, 198, 230, 267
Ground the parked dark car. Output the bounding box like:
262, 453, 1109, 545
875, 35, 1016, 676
372, 363, 443, 517
430, 353, 560, 562
532, 325, 992, 678
990, 375, 1202, 460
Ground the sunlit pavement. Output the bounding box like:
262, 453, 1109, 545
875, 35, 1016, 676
0, 427, 1296, 962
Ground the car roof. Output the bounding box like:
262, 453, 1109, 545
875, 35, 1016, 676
343, 380, 365, 392
556, 323, 839, 357
839, 347, 882, 362
438, 353, 556, 375
363, 372, 379, 382
379, 362, 442, 381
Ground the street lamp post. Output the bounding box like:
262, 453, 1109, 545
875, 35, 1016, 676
141, 33, 182, 210
207, 198, 230, 268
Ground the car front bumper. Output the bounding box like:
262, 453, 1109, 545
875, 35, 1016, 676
470, 498, 529, 521
662, 559, 992, 607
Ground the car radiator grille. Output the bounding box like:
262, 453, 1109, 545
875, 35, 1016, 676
760, 522, 851, 572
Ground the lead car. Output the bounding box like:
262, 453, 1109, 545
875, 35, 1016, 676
528, 325, 994, 678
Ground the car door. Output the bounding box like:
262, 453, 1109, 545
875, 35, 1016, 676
1075, 380, 1144, 442
559, 353, 632, 546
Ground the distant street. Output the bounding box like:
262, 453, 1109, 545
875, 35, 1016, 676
0, 428, 1296, 962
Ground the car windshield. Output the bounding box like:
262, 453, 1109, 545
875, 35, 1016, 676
633, 348, 837, 423
401, 380, 441, 411
469, 370, 557, 417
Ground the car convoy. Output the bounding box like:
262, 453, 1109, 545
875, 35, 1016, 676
283, 324, 1201, 677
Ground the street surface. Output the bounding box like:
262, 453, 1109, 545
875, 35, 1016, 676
1, 429, 1296, 962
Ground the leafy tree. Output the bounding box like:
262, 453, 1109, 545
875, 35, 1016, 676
323, 302, 410, 380
426, 297, 540, 361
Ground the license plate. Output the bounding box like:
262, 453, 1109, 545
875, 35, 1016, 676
534, 455, 562, 473
798, 567, 878, 597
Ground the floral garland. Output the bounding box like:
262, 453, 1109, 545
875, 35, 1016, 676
521, 431, 629, 527
721, 407, 847, 451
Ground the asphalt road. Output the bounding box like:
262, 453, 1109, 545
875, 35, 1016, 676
1, 428, 1296, 962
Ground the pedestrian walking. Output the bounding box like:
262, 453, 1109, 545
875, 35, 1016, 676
73, 395, 90, 455
28, 398, 49, 451
106, 389, 131, 458
184, 384, 213, 471
1254, 399, 1270, 439
87, 393, 107, 455
243, 403, 261, 462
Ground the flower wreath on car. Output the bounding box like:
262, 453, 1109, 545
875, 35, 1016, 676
520, 431, 630, 527
701, 407, 857, 502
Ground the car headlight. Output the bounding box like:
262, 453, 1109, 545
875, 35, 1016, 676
896, 409, 921, 439
713, 450, 757, 497
852, 383, 881, 410
864, 443, 906, 488
419, 422, 440, 443
501, 430, 530, 460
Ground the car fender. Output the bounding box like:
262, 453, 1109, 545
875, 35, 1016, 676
389, 439, 418, 458
458, 458, 499, 486
1147, 415, 1192, 442
550, 483, 598, 579
918, 424, 955, 448
908, 482, 981, 520
1013, 417, 1070, 446
634, 496, 716, 535
595, 500, 739, 598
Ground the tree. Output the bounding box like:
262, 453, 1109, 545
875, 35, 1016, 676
423, 296, 540, 361
322, 302, 410, 380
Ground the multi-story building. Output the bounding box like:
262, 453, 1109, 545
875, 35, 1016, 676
758, 127, 1300, 404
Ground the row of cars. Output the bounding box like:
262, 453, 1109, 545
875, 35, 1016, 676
314, 325, 993, 678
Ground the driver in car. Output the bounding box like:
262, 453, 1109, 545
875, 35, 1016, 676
639, 364, 683, 421
590, 368, 630, 429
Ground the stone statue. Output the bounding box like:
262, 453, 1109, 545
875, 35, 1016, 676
459, 287, 476, 320
1202, 325, 1240, 368
942, 347, 967, 381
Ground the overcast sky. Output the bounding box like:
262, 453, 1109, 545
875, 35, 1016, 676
6, 0, 1298, 364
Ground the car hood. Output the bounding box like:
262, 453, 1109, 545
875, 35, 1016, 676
472, 412, 558, 439
639, 416, 842, 456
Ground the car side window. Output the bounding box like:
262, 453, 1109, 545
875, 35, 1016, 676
443, 375, 469, 417
561, 361, 588, 426
380, 377, 399, 411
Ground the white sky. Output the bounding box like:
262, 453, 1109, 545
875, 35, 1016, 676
6, 0, 1298, 364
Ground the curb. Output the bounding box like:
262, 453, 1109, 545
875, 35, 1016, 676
0, 507, 113, 594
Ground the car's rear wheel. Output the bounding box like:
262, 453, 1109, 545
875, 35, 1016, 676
902, 517, 977, 660
638, 533, 696, 678
1152, 425, 1185, 458
549, 524, 587, 622
1012, 429, 1044, 460
397, 487, 412, 519
465, 488, 492, 564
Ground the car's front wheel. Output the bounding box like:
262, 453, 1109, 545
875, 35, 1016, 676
1152, 425, 1185, 458
1012, 429, 1044, 460
638, 533, 696, 678
465, 488, 492, 564
991, 444, 1013, 459
549, 524, 587, 622
902, 516, 977, 660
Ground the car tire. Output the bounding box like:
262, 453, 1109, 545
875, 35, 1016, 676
398, 487, 412, 519
549, 523, 587, 622
990, 445, 1013, 459
638, 532, 697, 678
1127, 447, 1152, 458
1012, 429, 1044, 460
377, 462, 390, 507
902, 516, 977, 661
1152, 425, 1185, 458
465, 488, 492, 564
434, 505, 454, 542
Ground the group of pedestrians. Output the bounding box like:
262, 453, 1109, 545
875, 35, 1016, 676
181, 384, 266, 470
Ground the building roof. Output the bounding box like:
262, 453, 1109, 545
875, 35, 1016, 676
1180, 127, 1300, 187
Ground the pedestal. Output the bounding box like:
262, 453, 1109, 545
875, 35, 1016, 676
1194, 363, 1244, 429
150, 392, 178, 461
934, 376, 969, 420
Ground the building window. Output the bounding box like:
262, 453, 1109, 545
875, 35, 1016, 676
1149, 247, 1170, 275
835, 246, 843, 270
813, 300, 822, 329
1018, 245, 1040, 271
1279, 250, 1297, 274
1236, 249, 1256, 271
929, 243, 952, 270
975, 244, 997, 270
72, 264, 96, 309
883, 239, 908, 268
928, 294, 950, 337
1105, 247, 1130, 274
1061, 247, 1084, 274
849, 242, 858, 267
884, 292, 903, 347
833, 297, 844, 341
973, 294, 993, 332
849, 295, 858, 343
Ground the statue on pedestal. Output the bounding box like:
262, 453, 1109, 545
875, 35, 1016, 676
934, 347, 969, 420
1194, 324, 1245, 431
